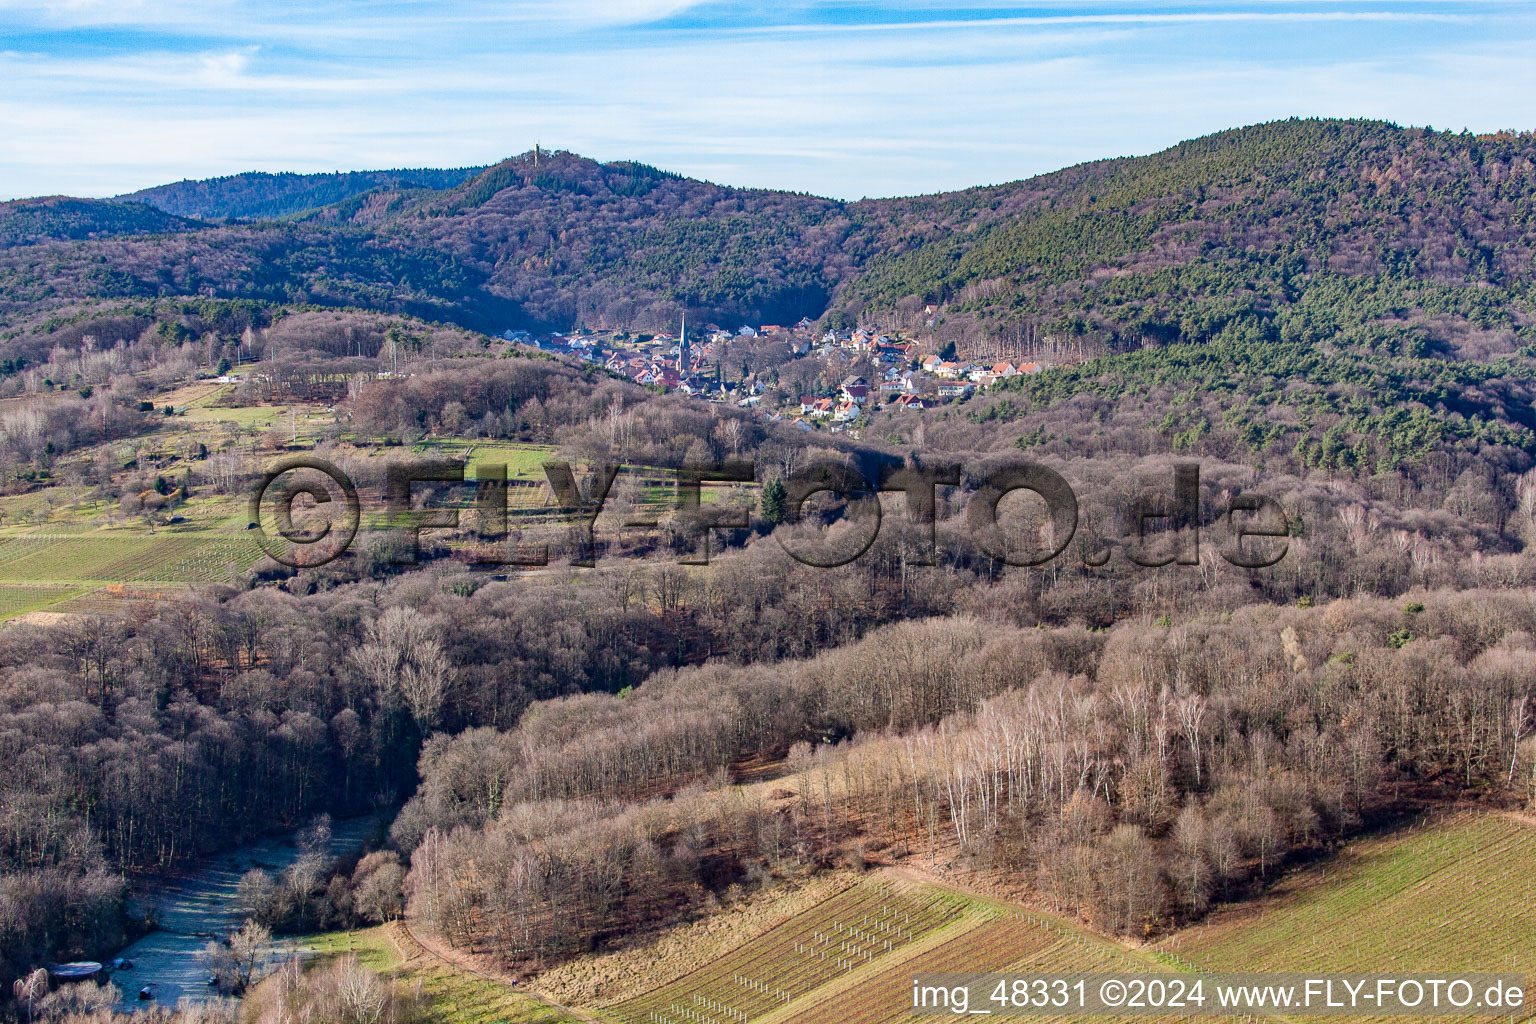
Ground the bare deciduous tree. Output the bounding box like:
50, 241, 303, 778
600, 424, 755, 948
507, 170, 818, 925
202, 918, 272, 993
12, 968, 47, 1022
333, 955, 390, 1024
353, 607, 452, 731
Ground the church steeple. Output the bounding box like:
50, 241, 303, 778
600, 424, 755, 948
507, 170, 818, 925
677, 312, 689, 374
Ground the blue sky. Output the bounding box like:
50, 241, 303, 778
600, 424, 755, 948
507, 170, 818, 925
2, 0, 1535, 201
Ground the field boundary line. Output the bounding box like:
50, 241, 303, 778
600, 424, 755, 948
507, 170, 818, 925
879, 865, 1301, 1024
397, 915, 608, 1024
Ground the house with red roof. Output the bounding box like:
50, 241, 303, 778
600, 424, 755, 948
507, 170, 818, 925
840, 375, 869, 404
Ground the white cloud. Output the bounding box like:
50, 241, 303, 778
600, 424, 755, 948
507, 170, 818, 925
2, 2, 1535, 200
519, 0, 710, 25
0, 0, 709, 33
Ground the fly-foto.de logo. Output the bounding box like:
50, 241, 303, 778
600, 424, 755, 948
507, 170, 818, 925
248, 456, 1291, 571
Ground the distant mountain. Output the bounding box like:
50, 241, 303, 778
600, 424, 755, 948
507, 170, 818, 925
5, 119, 1536, 474
3, 119, 1534, 353
386, 151, 853, 326
847, 119, 1536, 357
0, 196, 203, 246
117, 166, 486, 220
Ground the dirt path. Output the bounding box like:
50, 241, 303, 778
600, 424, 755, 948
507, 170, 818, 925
396, 916, 608, 1024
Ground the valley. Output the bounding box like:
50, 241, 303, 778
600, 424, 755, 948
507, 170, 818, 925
3, 118, 1536, 1024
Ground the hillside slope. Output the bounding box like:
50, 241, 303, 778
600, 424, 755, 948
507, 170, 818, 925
2, 119, 1534, 355
0, 197, 203, 246
118, 166, 486, 220
852, 119, 1536, 356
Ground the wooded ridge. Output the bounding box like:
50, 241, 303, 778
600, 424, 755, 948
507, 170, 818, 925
3, 119, 1533, 355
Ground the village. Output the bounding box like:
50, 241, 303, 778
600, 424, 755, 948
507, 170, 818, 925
510, 315, 1047, 434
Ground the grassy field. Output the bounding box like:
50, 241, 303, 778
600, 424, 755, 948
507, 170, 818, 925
298, 925, 580, 1024
1161, 811, 1536, 1022
412, 438, 556, 480
778, 909, 1189, 1024
0, 498, 262, 589
591, 875, 1254, 1024
606, 881, 976, 1024
158, 380, 235, 409
156, 378, 342, 440
0, 485, 91, 525
0, 582, 86, 617
0, 532, 260, 583
179, 404, 341, 442
538, 876, 859, 1010
0, 482, 265, 618
598, 878, 1221, 1024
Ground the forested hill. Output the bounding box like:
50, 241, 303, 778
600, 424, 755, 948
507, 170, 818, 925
116, 166, 487, 220
852, 119, 1536, 357
0, 196, 204, 246
3, 118, 1535, 351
